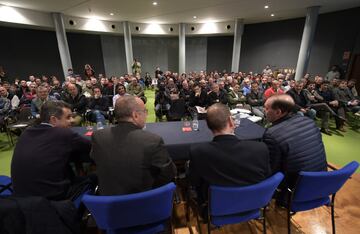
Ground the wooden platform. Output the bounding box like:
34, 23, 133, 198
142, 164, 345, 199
172, 173, 360, 234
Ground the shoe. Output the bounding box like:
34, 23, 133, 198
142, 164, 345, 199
337, 126, 347, 132
355, 112, 360, 117
321, 128, 332, 136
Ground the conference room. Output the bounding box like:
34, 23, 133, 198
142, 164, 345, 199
0, 0, 360, 233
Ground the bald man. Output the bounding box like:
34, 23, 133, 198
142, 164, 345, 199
91, 96, 176, 195
263, 94, 327, 204
189, 103, 270, 213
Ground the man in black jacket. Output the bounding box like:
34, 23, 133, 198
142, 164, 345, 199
87, 87, 109, 124
11, 101, 93, 201
189, 103, 270, 212
62, 83, 87, 125
263, 94, 327, 204
91, 95, 176, 195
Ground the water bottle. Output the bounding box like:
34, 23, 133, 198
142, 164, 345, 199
96, 114, 104, 130
192, 113, 199, 131
234, 111, 241, 128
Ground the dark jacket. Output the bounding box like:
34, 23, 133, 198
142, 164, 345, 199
206, 90, 228, 107
88, 96, 109, 112
11, 124, 91, 200
189, 135, 270, 204
189, 90, 207, 107
247, 90, 264, 107
263, 114, 327, 175
91, 122, 177, 195
287, 88, 311, 110
63, 94, 87, 114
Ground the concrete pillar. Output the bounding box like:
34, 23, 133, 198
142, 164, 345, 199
231, 19, 244, 73
123, 21, 134, 74
52, 13, 72, 78
295, 6, 320, 81
179, 23, 186, 74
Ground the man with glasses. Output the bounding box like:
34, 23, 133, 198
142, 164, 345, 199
91, 95, 176, 195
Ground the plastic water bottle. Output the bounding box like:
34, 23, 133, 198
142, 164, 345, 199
96, 114, 104, 130
192, 113, 199, 131
234, 111, 241, 128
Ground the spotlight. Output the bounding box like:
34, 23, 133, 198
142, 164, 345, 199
271, 14, 275, 17
152, 2, 158, 6
264, 5, 269, 9
110, 13, 114, 16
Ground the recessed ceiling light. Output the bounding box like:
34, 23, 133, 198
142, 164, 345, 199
110, 13, 114, 16
152, 2, 158, 6
271, 14, 275, 17
193, 16, 197, 19
264, 5, 269, 9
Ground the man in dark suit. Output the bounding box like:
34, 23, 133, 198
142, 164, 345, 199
11, 101, 93, 201
189, 103, 270, 210
91, 95, 176, 195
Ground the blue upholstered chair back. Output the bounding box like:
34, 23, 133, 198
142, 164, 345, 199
0, 175, 12, 195
291, 161, 359, 212
82, 182, 176, 233
209, 172, 284, 226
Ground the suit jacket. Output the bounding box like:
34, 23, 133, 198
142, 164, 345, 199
189, 135, 270, 203
11, 124, 91, 200
91, 122, 177, 195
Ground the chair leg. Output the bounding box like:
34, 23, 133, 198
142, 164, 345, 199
263, 207, 267, 234
331, 194, 336, 234
207, 221, 211, 234
287, 206, 291, 234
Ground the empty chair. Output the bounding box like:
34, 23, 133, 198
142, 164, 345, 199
287, 161, 359, 234
207, 172, 284, 234
82, 182, 176, 234
0, 175, 12, 195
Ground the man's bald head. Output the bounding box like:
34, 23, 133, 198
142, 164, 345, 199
264, 94, 295, 123
114, 96, 147, 128
206, 103, 233, 133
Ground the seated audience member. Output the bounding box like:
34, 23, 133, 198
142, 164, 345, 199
82, 79, 94, 98
50, 79, 63, 99
0, 96, 10, 126
189, 84, 207, 108
20, 83, 37, 106
179, 81, 191, 109
207, 83, 228, 107
259, 76, 269, 92
264, 80, 284, 99
16, 80, 29, 98
347, 79, 358, 98
87, 87, 109, 125
227, 84, 247, 109
0, 85, 19, 110
287, 81, 316, 119
333, 80, 360, 119
11, 101, 95, 200
112, 84, 129, 107
128, 77, 147, 103
62, 83, 87, 125
263, 94, 327, 204
241, 78, 251, 96
317, 81, 344, 134
155, 82, 171, 118
31, 85, 57, 118
247, 82, 265, 118
189, 103, 270, 214
91, 96, 176, 195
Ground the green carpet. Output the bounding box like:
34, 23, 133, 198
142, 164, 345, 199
1, 90, 359, 176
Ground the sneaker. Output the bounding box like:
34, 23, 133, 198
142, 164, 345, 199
337, 126, 347, 132
321, 128, 332, 136
355, 112, 360, 117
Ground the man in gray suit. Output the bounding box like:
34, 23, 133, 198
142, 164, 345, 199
91, 95, 176, 195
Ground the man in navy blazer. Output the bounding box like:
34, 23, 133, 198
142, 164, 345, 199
11, 101, 93, 201
189, 103, 271, 210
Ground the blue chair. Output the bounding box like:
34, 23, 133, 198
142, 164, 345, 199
0, 175, 13, 195
82, 182, 176, 234
287, 161, 359, 234
207, 172, 284, 234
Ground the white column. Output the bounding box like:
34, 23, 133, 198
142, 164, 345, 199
179, 23, 186, 74
52, 13, 72, 78
295, 6, 320, 81
231, 19, 244, 73
123, 21, 134, 74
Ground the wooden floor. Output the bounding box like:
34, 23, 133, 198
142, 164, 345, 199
172, 173, 360, 234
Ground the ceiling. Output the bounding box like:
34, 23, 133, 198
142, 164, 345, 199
1, 0, 360, 24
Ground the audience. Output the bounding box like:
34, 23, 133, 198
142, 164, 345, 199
90, 95, 176, 195
31, 84, 57, 118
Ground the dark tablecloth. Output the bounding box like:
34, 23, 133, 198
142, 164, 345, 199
72, 118, 265, 161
